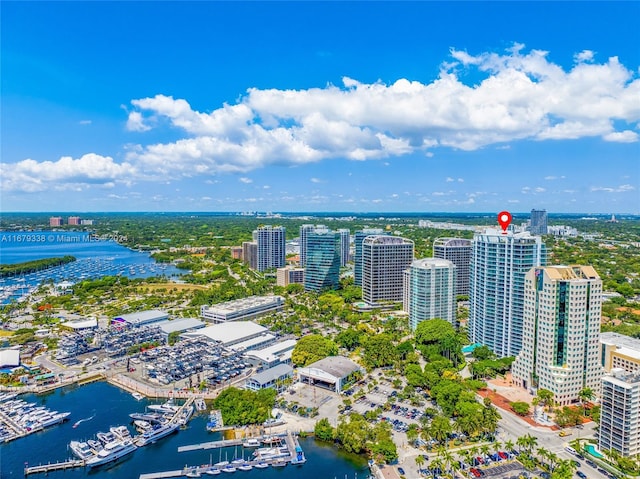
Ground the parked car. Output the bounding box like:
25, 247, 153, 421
576, 471, 587, 479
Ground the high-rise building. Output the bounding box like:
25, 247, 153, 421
511, 265, 602, 405
338, 229, 351, 267
242, 241, 258, 270
299, 224, 328, 267
404, 258, 456, 330
529, 209, 548, 235
469, 229, 546, 358
67, 216, 81, 226
276, 266, 305, 287
49, 216, 63, 227
304, 231, 341, 292
354, 228, 386, 286
433, 238, 472, 296
255, 226, 286, 272
599, 369, 640, 457
362, 235, 414, 305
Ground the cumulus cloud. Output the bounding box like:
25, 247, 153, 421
544, 175, 566, 180
0, 154, 135, 192
7, 44, 640, 192
239, 177, 253, 184
591, 184, 635, 193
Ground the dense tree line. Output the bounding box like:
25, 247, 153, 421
212, 387, 276, 426
0, 256, 76, 277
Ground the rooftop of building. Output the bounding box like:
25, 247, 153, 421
62, 318, 98, 329
155, 317, 205, 334
301, 356, 362, 379
363, 235, 413, 245
247, 364, 294, 386
542, 265, 600, 280
113, 309, 169, 324
411, 258, 455, 269
229, 333, 276, 352
433, 237, 473, 247
605, 368, 640, 385
601, 332, 640, 352
189, 321, 268, 345
202, 295, 284, 313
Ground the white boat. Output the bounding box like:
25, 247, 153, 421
237, 464, 252, 471
38, 412, 71, 428
110, 425, 132, 440
134, 420, 153, 433
221, 465, 237, 473
147, 398, 180, 414
69, 440, 97, 460
135, 421, 180, 446
132, 392, 144, 401
254, 462, 268, 469
242, 438, 260, 448
85, 439, 137, 468
214, 461, 229, 468
205, 469, 221, 475
96, 430, 117, 444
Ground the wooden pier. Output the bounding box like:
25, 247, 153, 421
24, 459, 85, 475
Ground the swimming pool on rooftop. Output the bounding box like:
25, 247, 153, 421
584, 444, 604, 459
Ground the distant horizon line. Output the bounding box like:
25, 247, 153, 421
1, 211, 637, 217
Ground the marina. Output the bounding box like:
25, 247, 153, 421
3, 380, 368, 478
143, 430, 306, 478
0, 231, 182, 305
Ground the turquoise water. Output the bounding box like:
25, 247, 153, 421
0, 382, 368, 478
584, 444, 604, 458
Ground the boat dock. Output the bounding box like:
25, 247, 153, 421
142, 431, 305, 478
0, 409, 26, 440
177, 437, 243, 452
24, 459, 85, 475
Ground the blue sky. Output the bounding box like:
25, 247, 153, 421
2, 2, 639, 214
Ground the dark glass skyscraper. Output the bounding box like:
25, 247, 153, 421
304, 231, 341, 292
529, 209, 548, 235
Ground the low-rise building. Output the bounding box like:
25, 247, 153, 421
112, 309, 169, 327
184, 321, 274, 351
297, 356, 363, 394
245, 364, 293, 392
245, 339, 297, 369
200, 296, 284, 323
600, 332, 640, 373
155, 318, 206, 343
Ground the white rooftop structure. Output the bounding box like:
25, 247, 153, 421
113, 309, 169, 326
246, 339, 297, 368
155, 318, 205, 335
200, 295, 284, 323
62, 318, 98, 330
297, 356, 363, 394
0, 348, 20, 368
185, 321, 269, 347
229, 333, 276, 352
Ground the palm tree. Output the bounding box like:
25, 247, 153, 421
480, 444, 491, 461
504, 439, 515, 453
536, 447, 550, 467
415, 454, 426, 470
578, 387, 594, 416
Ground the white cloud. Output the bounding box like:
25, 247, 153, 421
79, 120, 92, 125
446, 177, 454, 182
591, 184, 635, 193
457, 178, 464, 183
574, 50, 595, 63
126, 111, 151, 132
544, 175, 566, 180
603, 130, 639, 143
239, 177, 253, 184
7, 44, 640, 193
507, 199, 520, 203
263, 185, 271, 189
0, 154, 135, 193
310, 178, 323, 183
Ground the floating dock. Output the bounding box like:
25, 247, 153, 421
141, 431, 305, 479
24, 459, 85, 475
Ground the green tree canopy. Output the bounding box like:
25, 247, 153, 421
291, 334, 338, 366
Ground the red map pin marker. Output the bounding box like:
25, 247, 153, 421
497, 211, 512, 233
